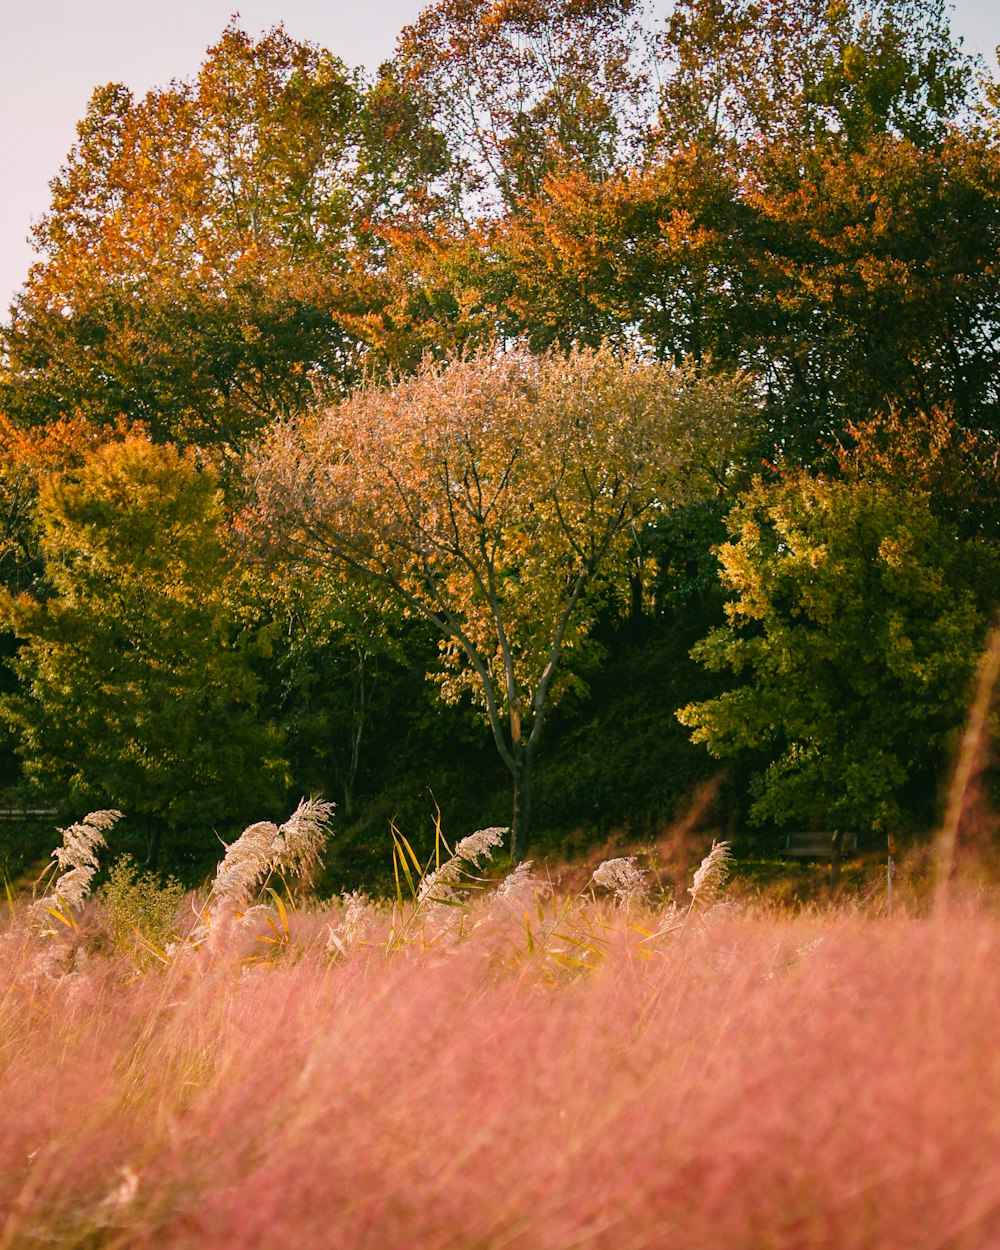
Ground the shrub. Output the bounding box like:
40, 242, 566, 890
102, 856, 184, 965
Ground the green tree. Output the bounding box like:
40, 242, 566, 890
248, 347, 745, 857
0, 415, 134, 793
0, 435, 285, 865
677, 469, 992, 832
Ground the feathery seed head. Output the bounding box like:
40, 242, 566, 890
212, 821, 280, 904
49, 866, 97, 912
211, 800, 336, 906
339, 890, 373, 945
493, 860, 550, 910
417, 827, 507, 906
416, 861, 461, 906
51, 809, 121, 873
33, 809, 123, 916
688, 841, 733, 909
454, 826, 506, 866
327, 890, 372, 955
272, 798, 336, 879
592, 856, 648, 909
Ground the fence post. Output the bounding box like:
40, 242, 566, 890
887, 832, 896, 917
830, 829, 842, 895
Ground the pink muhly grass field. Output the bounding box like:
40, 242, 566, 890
4, 896, 1000, 1250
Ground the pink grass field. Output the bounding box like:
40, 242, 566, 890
5, 893, 1000, 1250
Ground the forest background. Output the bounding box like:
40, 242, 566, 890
0, 0, 998, 887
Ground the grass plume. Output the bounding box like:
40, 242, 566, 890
211, 798, 335, 907
29, 809, 122, 927
688, 839, 733, 909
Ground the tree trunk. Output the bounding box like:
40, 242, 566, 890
630, 570, 644, 631
511, 759, 532, 861
145, 820, 163, 871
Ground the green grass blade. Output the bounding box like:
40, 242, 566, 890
43, 903, 77, 931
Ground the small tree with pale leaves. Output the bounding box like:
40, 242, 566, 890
248, 347, 745, 857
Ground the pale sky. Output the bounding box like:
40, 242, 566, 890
1, 0, 997, 316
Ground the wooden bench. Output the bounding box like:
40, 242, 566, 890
783, 831, 858, 888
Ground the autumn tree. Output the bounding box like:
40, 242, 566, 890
655, 0, 996, 453
834, 406, 1000, 548
1, 23, 366, 447
247, 347, 745, 856
344, 0, 659, 372
0, 413, 122, 596
360, 0, 998, 457
10, 0, 990, 459
394, 0, 653, 214
481, 146, 751, 363
739, 130, 1000, 456
0, 435, 285, 864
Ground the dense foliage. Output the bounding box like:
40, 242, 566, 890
0, 0, 997, 876
0, 436, 285, 865
677, 472, 988, 831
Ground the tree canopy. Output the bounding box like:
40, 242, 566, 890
353, 0, 999, 452
1, 24, 367, 446
248, 347, 746, 854
677, 467, 992, 831
3, 2, 995, 454
0, 435, 285, 862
